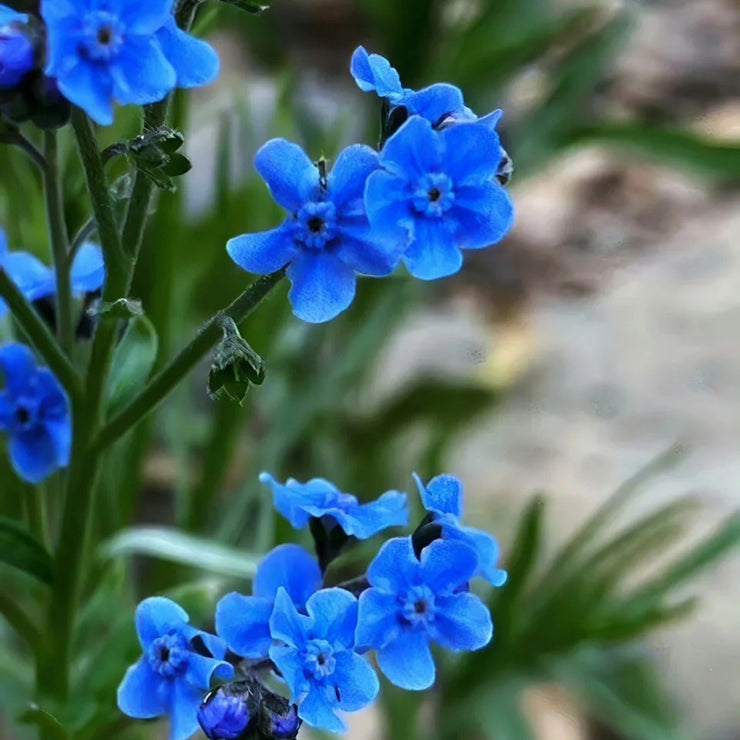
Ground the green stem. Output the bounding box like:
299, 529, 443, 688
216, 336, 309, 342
0, 591, 40, 658
0, 129, 46, 171
43, 131, 74, 354
96, 271, 285, 450
0, 269, 81, 400
23, 483, 48, 548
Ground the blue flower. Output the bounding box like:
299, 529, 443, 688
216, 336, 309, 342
0, 229, 105, 318
269, 587, 379, 732
216, 544, 322, 660
118, 597, 234, 740
413, 473, 507, 587
365, 116, 514, 279
226, 140, 401, 323
356, 536, 492, 690
41, 0, 218, 126
198, 686, 251, 740
259, 472, 408, 539
0, 6, 34, 89
0, 343, 70, 483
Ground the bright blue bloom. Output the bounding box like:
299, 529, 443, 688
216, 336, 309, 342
0, 6, 34, 89
226, 140, 401, 323
259, 472, 408, 539
198, 687, 251, 740
41, 0, 218, 126
0, 229, 105, 318
365, 116, 514, 280
118, 597, 234, 740
0, 343, 70, 483
269, 587, 379, 732
413, 473, 507, 587
216, 544, 322, 660
356, 536, 492, 690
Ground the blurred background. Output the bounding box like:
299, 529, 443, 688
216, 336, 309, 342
1, 0, 740, 738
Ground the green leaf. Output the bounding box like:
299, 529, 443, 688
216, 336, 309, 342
219, 0, 270, 13
0, 516, 53, 585
100, 527, 260, 579
96, 298, 144, 321
19, 704, 69, 740
105, 315, 158, 418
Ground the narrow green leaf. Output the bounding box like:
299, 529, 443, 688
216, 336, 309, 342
105, 315, 158, 418
0, 516, 53, 585
19, 704, 69, 740
100, 527, 260, 579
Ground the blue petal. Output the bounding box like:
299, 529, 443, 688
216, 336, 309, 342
9, 427, 59, 483
334, 490, 408, 539
446, 525, 507, 587
43, 417, 71, 468
355, 589, 401, 651
363, 169, 414, 244
226, 224, 296, 276
477, 108, 504, 130
305, 588, 358, 646
254, 543, 321, 606
328, 144, 378, 210
337, 220, 402, 277
0, 229, 7, 254
379, 116, 443, 180
298, 683, 346, 733
366, 536, 419, 593
57, 61, 115, 126
269, 587, 311, 648
192, 629, 229, 661
259, 473, 338, 530
117, 658, 169, 719
169, 679, 203, 740
431, 592, 492, 651
110, 36, 176, 106
185, 653, 233, 690
0, 6, 27, 24
450, 182, 514, 249
441, 122, 501, 186
254, 139, 319, 213
413, 473, 463, 517
118, 0, 174, 35
0, 343, 36, 395
349, 46, 403, 99
377, 630, 435, 690
269, 644, 310, 700
332, 650, 379, 711
419, 539, 478, 594
136, 597, 189, 649
70, 242, 105, 294
405, 83, 465, 123
156, 18, 219, 89
215, 592, 274, 659
286, 251, 356, 323
2, 251, 55, 302
0, 392, 13, 431
402, 218, 462, 280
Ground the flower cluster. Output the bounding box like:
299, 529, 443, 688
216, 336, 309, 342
227, 47, 514, 323
119, 472, 505, 739
0, 0, 219, 126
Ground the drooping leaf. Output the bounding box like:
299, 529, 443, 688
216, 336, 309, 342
0, 516, 53, 585
18, 705, 69, 740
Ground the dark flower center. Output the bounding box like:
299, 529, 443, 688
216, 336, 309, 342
80, 12, 124, 62
15, 406, 30, 425
402, 585, 436, 626
414, 600, 427, 614
428, 188, 441, 202
303, 638, 336, 680
412, 173, 454, 217
295, 201, 337, 250
97, 26, 113, 46
148, 633, 189, 678
307, 216, 324, 233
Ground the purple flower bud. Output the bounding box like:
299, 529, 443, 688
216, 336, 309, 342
0, 22, 34, 89
198, 687, 251, 740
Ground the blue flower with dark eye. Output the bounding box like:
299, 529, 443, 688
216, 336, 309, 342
118, 597, 234, 740
216, 544, 322, 660
413, 473, 507, 587
226, 140, 401, 323
0, 230, 105, 319
0, 6, 34, 89
0, 343, 70, 483
365, 116, 514, 280
198, 686, 251, 740
259, 473, 408, 539
269, 587, 379, 732
41, 0, 218, 126
356, 537, 493, 691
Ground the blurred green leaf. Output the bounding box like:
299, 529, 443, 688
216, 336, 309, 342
105, 315, 158, 418
0, 516, 53, 585
19, 705, 69, 740
100, 527, 260, 578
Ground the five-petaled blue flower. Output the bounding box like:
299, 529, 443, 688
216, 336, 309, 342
41, 0, 219, 126
269, 586, 379, 732
197, 686, 251, 740
365, 116, 514, 280
0, 5, 34, 89
216, 544, 322, 660
0, 229, 105, 319
259, 472, 408, 539
0, 343, 70, 483
118, 597, 234, 740
226, 140, 401, 323
356, 536, 492, 690
413, 473, 507, 587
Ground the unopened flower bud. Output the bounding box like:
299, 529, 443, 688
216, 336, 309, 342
198, 686, 252, 740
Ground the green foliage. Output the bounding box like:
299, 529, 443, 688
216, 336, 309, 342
0, 515, 53, 585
